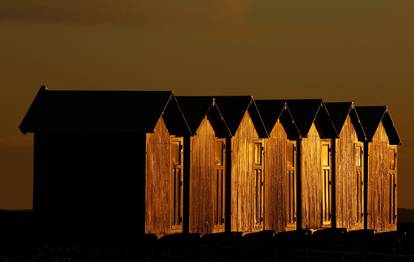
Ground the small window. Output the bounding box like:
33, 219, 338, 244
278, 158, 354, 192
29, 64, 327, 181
321, 144, 330, 167
287, 143, 296, 168
355, 145, 363, 167
215, 141, 225, 166
389, 149, 396, 170
254, 143, 263, 166
171, 142, 181, 166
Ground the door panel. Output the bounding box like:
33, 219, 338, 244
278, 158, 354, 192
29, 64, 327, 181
355, 143, 364, 225
171, 137, 184, 231
286, 142, 297, 228
389, 148, 397, 225
321, 141, 332, 226
254, 140, 264, 228
213, 139, 226, 230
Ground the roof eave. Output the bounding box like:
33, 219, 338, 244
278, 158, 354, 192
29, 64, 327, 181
19, 85, 48, 134
212, 99, 232, 137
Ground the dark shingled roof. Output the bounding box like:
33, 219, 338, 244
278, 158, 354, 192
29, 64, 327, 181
285, 99, 338, 138
20, 86, 191, 135
176, 96, 231, 137
355, 106, 401, 145
213, 96, 269, 138
255, 100, 301, 140
325, 102, 366, 142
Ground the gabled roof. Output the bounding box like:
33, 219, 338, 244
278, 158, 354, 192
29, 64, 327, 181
176, 96, 231, 137
285, 99, 338, 138
19, 86, 191, 135
213, 96, 269, 138
355, 106, 401, 145
325, 102, 366, 142
255, 100, 301, 140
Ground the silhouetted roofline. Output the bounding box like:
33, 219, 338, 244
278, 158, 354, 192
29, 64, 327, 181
213, 96, 269, 138
355, 106, 401, 145
176, 96, 232, 137
20, 86, 191, 136
285, 99, 338, 138
325, 102, 367, 142
20, 85, 47, 134
255, 100, 301, 140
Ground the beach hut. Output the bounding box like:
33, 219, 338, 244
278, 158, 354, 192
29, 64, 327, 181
176, 97, 231, 234
255, 100, 301, 232
286, 100, 338, 230
19, 86, 191, 238
213, 96, 268, 233
355, 106, 401, 232
325, 102, 366, 231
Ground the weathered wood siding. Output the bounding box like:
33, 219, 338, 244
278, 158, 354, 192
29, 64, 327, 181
367, 122, 397, 232
300, 123, 325, 229
231, 112, 263, 232
264, 120, 296, 232
189, 117, 222, 234
145, 117, 173, 235
335, 116, 364, 230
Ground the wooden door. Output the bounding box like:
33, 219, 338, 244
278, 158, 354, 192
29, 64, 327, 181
286, 142, 297, 229
321, 141, 332, 226
354, 143, 364, 225
213, 138, 226, 231
388, 148, 397, 225
170, 137, 184, 231
254, 139, 265, 228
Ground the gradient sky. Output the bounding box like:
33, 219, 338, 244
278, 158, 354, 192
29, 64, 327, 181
1, 1, 413, 210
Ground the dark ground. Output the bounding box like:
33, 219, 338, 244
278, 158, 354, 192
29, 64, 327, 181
0, 211, 414, 261
1, 225, 414, 262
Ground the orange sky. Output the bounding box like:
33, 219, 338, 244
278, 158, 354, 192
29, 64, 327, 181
1, 1, 413, 210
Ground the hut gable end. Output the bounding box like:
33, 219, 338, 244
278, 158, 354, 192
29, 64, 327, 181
145, 117, 171, 234
231, 111, 263, 232
300, 123, 323, 229
334, 115, 364, 230
188, 116, 218, 234
372, 122, 390, 144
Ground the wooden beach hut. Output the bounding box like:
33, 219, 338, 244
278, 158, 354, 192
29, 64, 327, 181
355, 106, 401, 232
286, 100, 338, 230
325, 102, 366, 231
255, 100, 301, 232
176, 97, 231, 234
213, 96, 268, 233
19, 86, 191, 238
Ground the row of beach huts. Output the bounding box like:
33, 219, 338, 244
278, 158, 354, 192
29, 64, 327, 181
19, 86, 401, 238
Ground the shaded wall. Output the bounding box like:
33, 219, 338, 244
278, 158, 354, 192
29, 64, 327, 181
34, 131, 144, 238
